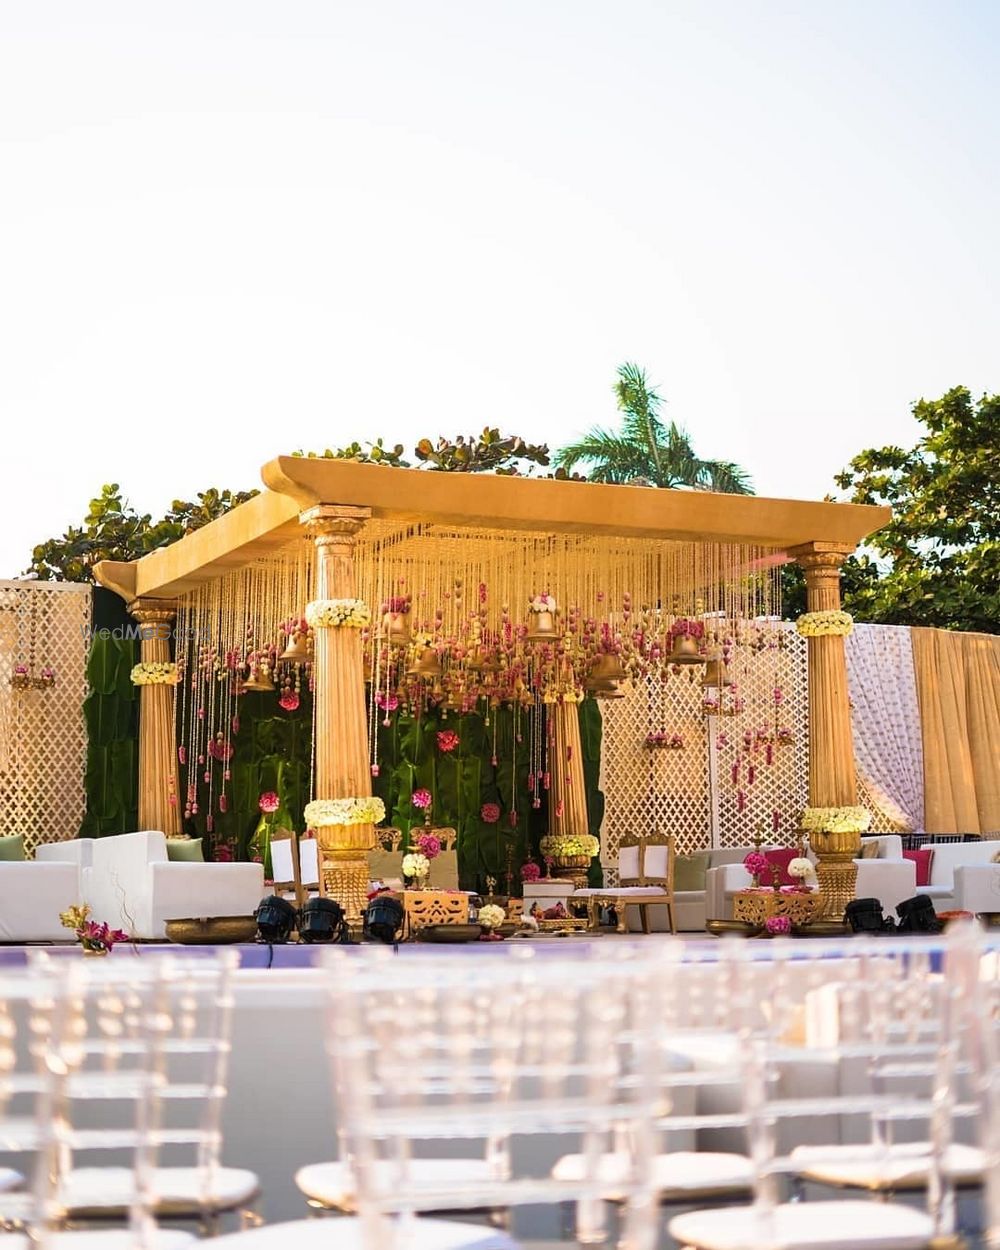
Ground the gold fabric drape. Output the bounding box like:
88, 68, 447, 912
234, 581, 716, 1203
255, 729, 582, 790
912, 627, 1000, 836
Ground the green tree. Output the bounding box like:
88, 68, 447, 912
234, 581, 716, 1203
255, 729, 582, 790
27, 484, 257, 582
832, 387, 1000, 634
554, 363, 753, 493
294, 428, 552, 475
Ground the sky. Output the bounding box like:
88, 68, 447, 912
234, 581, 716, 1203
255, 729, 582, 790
1, 1, 998, 578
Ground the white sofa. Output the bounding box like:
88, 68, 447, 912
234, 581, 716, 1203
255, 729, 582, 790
0, 858, 85, 941
914, 840, 999, 912
85, 831, 266, 940
706, 836, 916, 923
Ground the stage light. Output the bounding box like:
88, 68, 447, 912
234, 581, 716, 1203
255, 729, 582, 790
298, 898, 350, 944
363, 894, 404, 944
254, 895, 297, 943
895, 894, 942, 934
844, 897, 893, 934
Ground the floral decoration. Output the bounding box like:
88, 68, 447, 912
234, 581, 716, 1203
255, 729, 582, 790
130, 661, 178, 685
788, 856, 816, 882
381, 595, 411, 615
743, 851, 769, 880
644, 730, 684, 749
411, 788, 432, 810
528, 593, 557, 614
795, 610, 854, 638
375, 691, 399, 711
801, 805, 871, 834
520, 861, 541, 883
402, 851, 430, 880
436, 729, 460, 753
415, 832, 441, 859
303, 796, 386, 828
278, 689, 300, 712
478, 903, 507, 930
480, 802, 501, 824
305, 598, 372, 629
59, 904, 129, 953
258, 791, 280, 814
539, 833, 599, 857
765, 915, 792, 935
669, 618, 705, 640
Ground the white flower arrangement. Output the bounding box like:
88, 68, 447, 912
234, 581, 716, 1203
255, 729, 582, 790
788, 856, 816, 882
305, 599, 372, 629
795, 610, 854, 638
130, 662, 178, 686
528, 594, 557, 614
402, 851, 430, 879
539, 833, 600, 857
303, 796, 386, 828
478, 903, 507, 930
801, 805, 871, 834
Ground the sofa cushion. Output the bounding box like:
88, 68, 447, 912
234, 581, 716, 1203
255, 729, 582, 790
166, 838, 205, 862
859, 839, 881, 859
0, 835, 25, 861
903, 848, 934, 888
674, 851, 712, 892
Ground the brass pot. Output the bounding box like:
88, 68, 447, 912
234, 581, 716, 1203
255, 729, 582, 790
316, 823, 378, 854
552, 853, 592, 871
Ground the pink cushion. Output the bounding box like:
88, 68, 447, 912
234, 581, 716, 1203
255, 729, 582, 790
903, 848, 934, 888
763, 848, 797, 887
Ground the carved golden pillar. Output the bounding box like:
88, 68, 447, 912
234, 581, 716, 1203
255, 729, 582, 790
303, 505, 375, 925
544, 702, 593, 889
788, 542, 863, 920
129, 598, 182, 836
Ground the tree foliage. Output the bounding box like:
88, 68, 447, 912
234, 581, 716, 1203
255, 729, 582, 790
554, 363, 753, 493
294, 427, 553, 475
27, 484, 258, 582
832, 387, 999, 634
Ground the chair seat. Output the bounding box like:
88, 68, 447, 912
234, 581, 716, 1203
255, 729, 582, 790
552, 1150, 753, 1201
196, 1216, 519, 1250
573, 887, 668, 897
295, 1158, 497, 1211
60, 1166, 260, 1214
0, 1168, 23, 1192
669, 1200, 935, 1250
7, 1232, 194, 1249
790, 1141, 985, 1189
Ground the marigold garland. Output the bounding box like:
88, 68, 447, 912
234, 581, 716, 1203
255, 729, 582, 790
130, 662, 178, 685
795, 610, 854, 638
305, 599, 372, 629
304, 796, 386, 828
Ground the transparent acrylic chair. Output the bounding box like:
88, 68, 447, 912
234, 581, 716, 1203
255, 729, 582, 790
196, 942, 663, 1250
31, 950, 258, 1239
669, 932, 977, 1250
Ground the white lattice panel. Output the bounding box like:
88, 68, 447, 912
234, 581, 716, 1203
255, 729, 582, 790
600, 621, 810, 871
0, 583, 90, 852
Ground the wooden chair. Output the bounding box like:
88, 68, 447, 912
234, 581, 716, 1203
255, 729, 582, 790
574, 831, 677, 934
369, 826, 459, 890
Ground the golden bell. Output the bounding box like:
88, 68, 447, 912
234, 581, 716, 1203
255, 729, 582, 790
242, 665, 275, 693
700, 656, 733, 688
407, 646, 443, 679
525, 610, 560, 641
590, 653, 626, 684
279, 631, 311, 665
587, 679, 625, 700
669, 635, 705, 666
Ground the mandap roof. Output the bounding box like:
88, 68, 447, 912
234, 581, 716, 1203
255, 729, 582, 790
93, 456, 891, 601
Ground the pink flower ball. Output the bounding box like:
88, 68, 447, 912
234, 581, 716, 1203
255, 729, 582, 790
258, 791, 280, 814
480, 802, 501, 824
765, 915, 792, 936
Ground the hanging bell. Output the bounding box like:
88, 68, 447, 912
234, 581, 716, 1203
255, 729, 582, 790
668, 635, 705, 665
589, 653, 626, 684
407, 646, 443, 679
587, 679, 626, 700
525, 610, 560, 642
242, 664, 275, 693
279, 630, 311, 665
700, 655, 733, 688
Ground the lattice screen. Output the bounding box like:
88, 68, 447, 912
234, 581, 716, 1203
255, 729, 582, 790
600, 621, 809, 878
0, 582, 90, 852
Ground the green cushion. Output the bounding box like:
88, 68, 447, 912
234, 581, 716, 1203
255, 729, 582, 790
0, 834, 24, 862
674, 850, 711, 892
165, 838, 205, 863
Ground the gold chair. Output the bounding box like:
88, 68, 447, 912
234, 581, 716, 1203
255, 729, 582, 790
574, 831, 677, 934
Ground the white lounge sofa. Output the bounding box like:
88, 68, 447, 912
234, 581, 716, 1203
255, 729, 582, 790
706, 835, 916, 923
85, 830, 266, 940
914, 839, 999, 912
0, 854, 85, 941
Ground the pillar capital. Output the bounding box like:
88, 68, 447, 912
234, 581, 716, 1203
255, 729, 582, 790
787, 543, 854, 613
127, 598, 178, 625
300, 504, 372, 543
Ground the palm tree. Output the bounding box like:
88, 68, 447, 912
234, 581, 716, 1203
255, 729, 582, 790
555, 363, 753, 494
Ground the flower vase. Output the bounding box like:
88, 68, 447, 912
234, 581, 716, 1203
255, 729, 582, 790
315, 822, 377, 925
809, 828, 861, 921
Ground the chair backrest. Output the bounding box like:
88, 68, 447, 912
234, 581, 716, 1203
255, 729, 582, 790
369, 826, 459, 890
640, 832, 675, 888
618, 834, 642, 884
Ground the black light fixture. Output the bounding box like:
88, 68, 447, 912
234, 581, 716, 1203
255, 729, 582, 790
298, 897, 351, 944
254, 895, 298, 943
845, 897, 894, 934
896, 894, 942, 934
363, 894, 404, 944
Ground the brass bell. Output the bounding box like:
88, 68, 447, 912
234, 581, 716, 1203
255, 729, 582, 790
242, 664, 275, 693
587, 679, 625, 700
279, 631, 311, 665
407, 646, 443, 679
700, 655, 733, 688
589, 653, 626, 684
668, 635, 705, 666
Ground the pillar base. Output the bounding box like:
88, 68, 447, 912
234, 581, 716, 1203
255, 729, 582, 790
316, 824, 376, 926
810, 829, 861, 921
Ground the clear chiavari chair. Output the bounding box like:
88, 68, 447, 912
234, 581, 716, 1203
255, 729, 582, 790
669, 931, 979, 1250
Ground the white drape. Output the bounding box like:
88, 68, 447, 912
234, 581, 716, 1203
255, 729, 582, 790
845, 623, 924, 832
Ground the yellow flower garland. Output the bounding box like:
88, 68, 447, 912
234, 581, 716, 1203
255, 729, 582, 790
130, 662, 178, 685
305, 599, 372, 629
540, 833, 599, 857
795, 610, 854, 638
304, 796, 386, 828
801, 805, 871, 834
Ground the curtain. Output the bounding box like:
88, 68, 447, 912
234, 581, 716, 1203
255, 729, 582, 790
845, 624, 924, 832
911, 627, 1000, 836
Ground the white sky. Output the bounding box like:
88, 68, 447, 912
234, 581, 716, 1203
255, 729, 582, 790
2, 1, 997, 578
